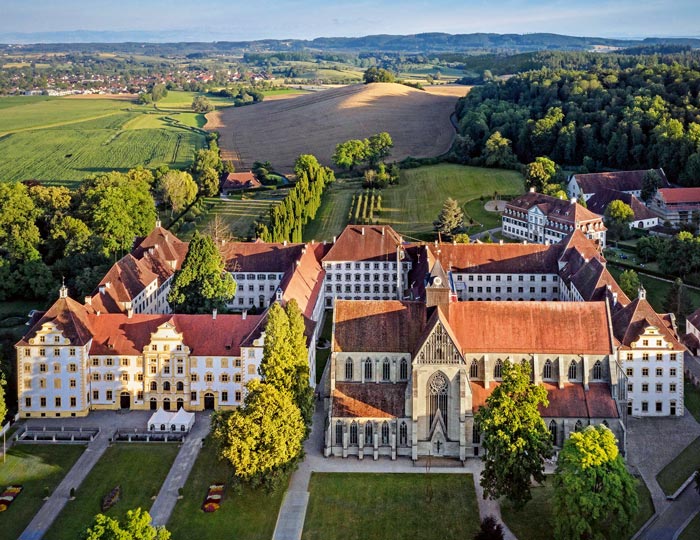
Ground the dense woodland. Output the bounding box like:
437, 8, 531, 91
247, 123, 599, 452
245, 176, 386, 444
454, 62, 700, 184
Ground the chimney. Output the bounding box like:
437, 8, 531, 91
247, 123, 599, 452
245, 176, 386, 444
638, 286, 646, 300
612, 292, 618, 306
382, 227, 385, 236
85, 296, 92, 305
499, 239, 503, 245
529, 187, 536, 193
242, 310, 247, 320
99, 285, 106, 295
96, 310, 101, 316
362, 227, 365, 235
283, 240, 287, 246
332, 236, 336, 243
127, 307, 134, 319
570, 197, 576, 205
156, 219, 161, 228
212, 308, 217, 320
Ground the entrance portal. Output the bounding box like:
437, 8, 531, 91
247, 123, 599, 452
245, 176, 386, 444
204, 393, 215, 410
150, 398, 157, 410
120, 392, 130, 409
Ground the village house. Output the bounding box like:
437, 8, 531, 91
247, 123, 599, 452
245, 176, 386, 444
567, 169, 669, 201
585, 188, 659, 230
649, 187, 700, 226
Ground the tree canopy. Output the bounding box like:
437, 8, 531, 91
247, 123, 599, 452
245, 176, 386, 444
157, 170, 198, 216
191, 95, 214, 113
167, 232, 236, 314
332, 133, 393, 171
363, 67, 395, 83
83, 508, 170, 540
618, 270, 640, 300
433, 197, 465, 238
604, 200, 635, 240
476, 360, 552, 509
552, 425, 638, 540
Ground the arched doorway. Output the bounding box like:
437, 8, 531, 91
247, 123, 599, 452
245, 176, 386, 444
149, 397, 158, 410
120, 391, 131, 409
176, 398, 184, 410
163, 398, 171, 411
204, 392, 215, 410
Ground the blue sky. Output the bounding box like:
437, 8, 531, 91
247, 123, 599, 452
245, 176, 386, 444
3, 0, 699, 40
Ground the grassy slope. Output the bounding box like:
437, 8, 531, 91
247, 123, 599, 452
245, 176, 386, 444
0, 93, 208, 184
302, 473, 480, 540
656, 436, 700, 496
679, 512, 700, 540
167, 438, 284, 540
303, 178, 362, 242
684, 380, 700, 422
46, 444, 179, 540
501, 478, 653, 540
0, 445, 85, 540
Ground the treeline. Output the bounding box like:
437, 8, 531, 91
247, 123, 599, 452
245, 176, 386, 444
637, 232, 700, 281
453, 63, 700, 184
256, 155, 334, 243
210, 85, 265, 105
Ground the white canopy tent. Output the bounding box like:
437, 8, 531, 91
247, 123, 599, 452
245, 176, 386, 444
147, 407, 195, 433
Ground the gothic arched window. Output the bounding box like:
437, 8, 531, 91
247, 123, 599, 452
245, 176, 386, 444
345, 358, 353, 381
399, 422, 408, 446
593, 360, 602, 380
381, 422, 390, 445
568, 360, 578, 381
472, 422, 481, 444
400, 358, 408, 380
335, 421, 343, 445
470, 359, 478, 379
365, 422, 373, 444
428, 372, 449, 429
543, 359, 552, 379
364, 358, 373, 380
549, 420, 558, 445
350, 422, 358, 445
382, 358, 390, 381
494, 359, 503, 379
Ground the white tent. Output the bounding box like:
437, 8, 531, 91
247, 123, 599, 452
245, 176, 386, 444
147, 407, 195, 433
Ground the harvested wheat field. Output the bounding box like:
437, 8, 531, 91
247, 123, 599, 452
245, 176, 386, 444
209, 82, 470, 172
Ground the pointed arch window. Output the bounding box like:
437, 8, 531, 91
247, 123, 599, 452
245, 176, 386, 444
568, 360, 578, 381
345, 358, 353, 381
494, 359, 503, 379
381, 422, 390, 445
364, 358, 373, 380
574, 420, 583, 432
428, 372, 449, 429
400, 358, 408, 380
549, 420, 558, 445
335, 421, 343, 445
350, 422, 358, 445
470, 359, 478, 379
472, 422, 481, 444
382, 358, 391, 381
365, 422, 373, 443
593, 360, 602, 380
399, 422, 408, 446
543, 359, 552, 379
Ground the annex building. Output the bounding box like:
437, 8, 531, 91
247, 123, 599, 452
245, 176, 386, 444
17, 224, 686, 462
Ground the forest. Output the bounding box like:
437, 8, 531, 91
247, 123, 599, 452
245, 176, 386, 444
453, 62, 700, 184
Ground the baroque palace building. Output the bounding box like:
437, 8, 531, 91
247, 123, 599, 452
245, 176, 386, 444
17, 224, 686, 461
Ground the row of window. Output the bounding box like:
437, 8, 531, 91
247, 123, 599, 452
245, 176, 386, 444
627, 341, 674, 351
328, 262, 398, 270
630, 400, 678, 414
28, 362, 77, 373
626, 367, 678, 377
25, 396, 77, 408
24, 378, 77, 389
327, 273, 393, 282
335, 420, 409, 446
24, 390, 246, 409
233, 273, 282, 280
466, 286, 557, 294
345, 358, 409, 381
26, 348, 77, 357
468, 359, 603, 381
458, 274, 558, 283
629, 382, 678, 393
327, 284, 395, 294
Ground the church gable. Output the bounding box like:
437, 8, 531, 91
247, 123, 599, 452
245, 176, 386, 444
414, 317, 463, 365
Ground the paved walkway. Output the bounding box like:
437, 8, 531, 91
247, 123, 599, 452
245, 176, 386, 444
19, 431, 110, 540
640, 481, 700, 540
150, 413, 212, 526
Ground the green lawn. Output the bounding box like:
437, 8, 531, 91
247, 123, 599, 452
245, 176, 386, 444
303, 178, 363, 242
315, 313, 333, 385
46, 444, 179, 540
167, 438, 285, 540
379, 164, 523, 241
679, 511, 700, 540
0, 444, 85, 540
0, 95, 207, 185
501, 477, 653, 540
302, 473, 480, 540
684, 380, 700, 422
656, 436, 700, 496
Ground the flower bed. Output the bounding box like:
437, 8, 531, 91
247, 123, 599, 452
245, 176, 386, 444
0, 485, 23, 512
202, 483, 225, 512
101, 485, 121, 511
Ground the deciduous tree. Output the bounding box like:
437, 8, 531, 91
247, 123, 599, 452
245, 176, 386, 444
167, 232, 236, 314
483, 132, 516, 168
157, 170, 198, 216
212, 379, 305, 489
191, 95, 214, 113
433, 198, 465, 238
476, 360, 552, 509
333, 139, 366, 171
84, 508, 170, 540
0, 375, 7, 426
619, 269, 640, 300
524, 156, 557, 192
552, 425, 638, 540
604, 200, 634, 240
641, 169, 662, 203
0, 182, 41, 262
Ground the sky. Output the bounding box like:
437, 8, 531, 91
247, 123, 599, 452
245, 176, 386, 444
2, 0, 699, 41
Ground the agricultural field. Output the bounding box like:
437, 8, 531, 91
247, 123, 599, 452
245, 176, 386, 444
0, 91, 221, 185
211, 82, 470, 173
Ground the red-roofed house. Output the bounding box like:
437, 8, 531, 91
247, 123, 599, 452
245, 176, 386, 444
567, 169, 669, 201
220, 171, 262, 196
650, 188, 700, 225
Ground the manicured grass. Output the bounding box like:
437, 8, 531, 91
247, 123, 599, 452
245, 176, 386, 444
656, 436, 700, 496
315, 312, 333, 384
0, 95, 207, 184
684, 379, 700, 422
679, 511, 700, 540
380, 164, 523, 240
501, 478, 653, 540
156, 91, 236, 110
46, 443, 179, 540
0, 444, 85, 540
303, 178, 362, 242
302, 473, 480, 540
167, 438, 285, 540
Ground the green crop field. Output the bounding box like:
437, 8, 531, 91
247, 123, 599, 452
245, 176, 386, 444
303, 164, 523, 242
0, 93, 213, 185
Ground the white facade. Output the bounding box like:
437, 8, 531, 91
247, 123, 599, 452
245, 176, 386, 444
453, 272, 560, 302
322, 260, 411, 308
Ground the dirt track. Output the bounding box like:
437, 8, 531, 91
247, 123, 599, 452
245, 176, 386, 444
207, 83, 470, 172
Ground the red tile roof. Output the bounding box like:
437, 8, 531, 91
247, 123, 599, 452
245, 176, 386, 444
323, 225, 404, 262
333, 300, 426, 353
566, 257, 631, 306
133, 226, 188, 266
427, 242, 561, 274
220, 172, 262, 191
280, 242, 327, 320
658, 187, 700, 204
220, 241, 304, 273
470, 381, 618, 418
332, 383, 407, 418
686, 308, 700, 332
612, 297, 684, 350
18, 296, 93, 347
573, 169, 668, 194
445, 301, 613, 355
506, 192, 603, 225
585, 189, 658, 222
